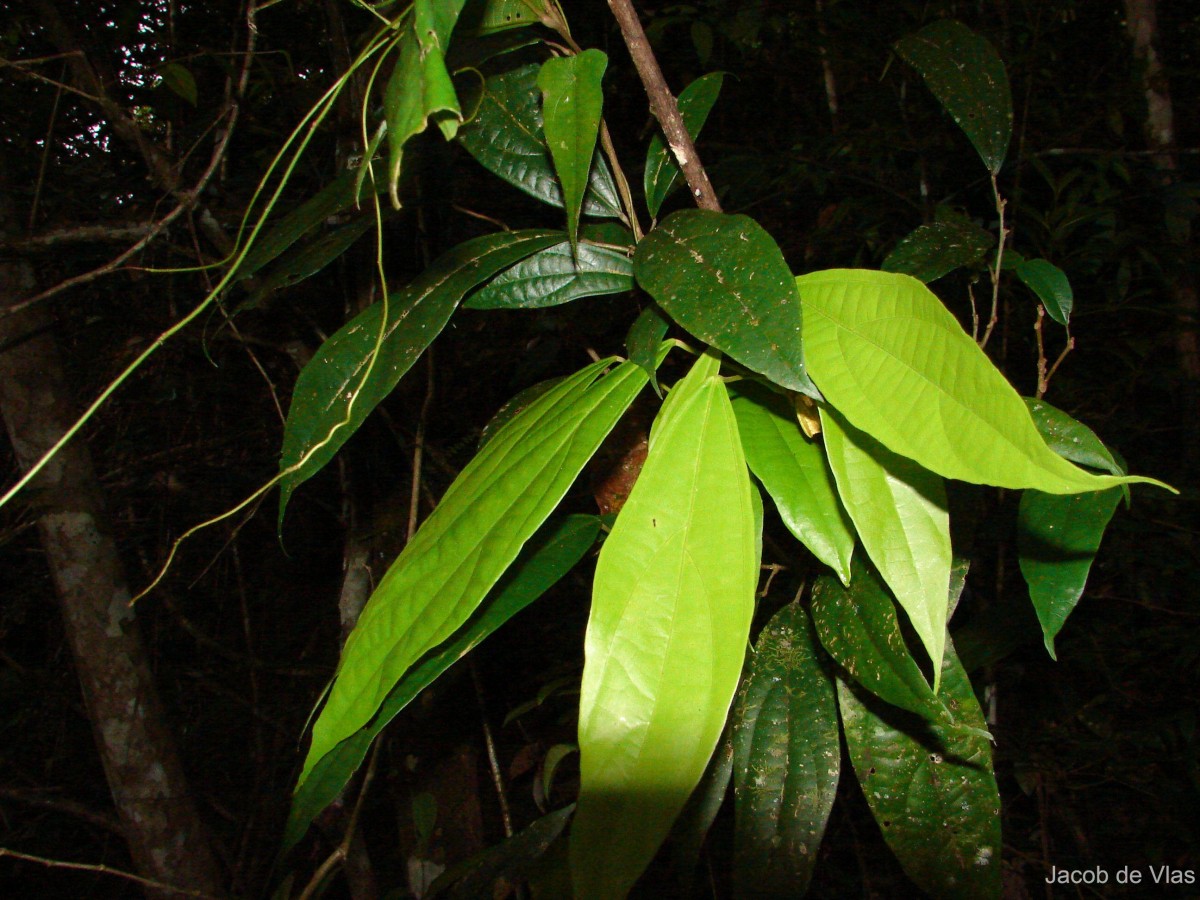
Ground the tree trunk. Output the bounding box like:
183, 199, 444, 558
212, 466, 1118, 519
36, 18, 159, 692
0, 193, 225, 898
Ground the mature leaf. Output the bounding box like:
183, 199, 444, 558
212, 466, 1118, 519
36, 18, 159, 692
732, 601, 840, 897
729, 382, 854, 583
461, 0, 543, 36
247, 215, 376, 306
644, 72, 725, 217
798, 269, 1172, 493
383, 0, 468, 207
458, 64, 622, 218
1014, 258, 1073, 326
158, 62, 197, 106
821, 407, 951, 688
1019, 488, 1121, 659
882, 220, 994, 283
572, 351, 757, 898
278, 229, 560, 522
810, 561, 947, 721
1023, 397, 1124, 475
669, 726, 734, 889
838, 642, 1001, 899
895, 19, 1012, 174
301, 358, 647, 781
284, 514, 600, 850
626, 303, 671, 395
538, 50, 608, 248
636, 210, 820, 397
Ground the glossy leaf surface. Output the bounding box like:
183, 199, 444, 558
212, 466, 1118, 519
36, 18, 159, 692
729, 382, 854, 583
302, 359, 647, 781
821, 407, 951, 687
1023, 398, 1124, 475
278, 229, 560, 521
572, 351, 757, 898
838, 643, 1001, 899
732, 601, 839, 897
882, 220, 993, 283
895, 19, 1012, 174
644, 72, 724, 217
636, 210, 820, 397
1014, 258, 1073, 326
798, 268, 1170, 494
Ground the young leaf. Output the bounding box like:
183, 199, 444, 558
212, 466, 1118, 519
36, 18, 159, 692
284, 514, 600, 850
821, 407, 951, 689
538, 50, 609, 249
1018, 488, 1121, 659
301, 359, 648, 782
383, 0, 468, 207
798, 268, 1173, 494
458, 64, 622, 218
1014, 257, 1073, 326
625, 303, 671, 396
571, 351, 757, 898
881, 220, 994, 283
732, 601, 840, 897
278, 229, 560, 523
838, 642, 1001, 900
636, 210, 821, 397
729, 382, 854, 583
894, 19, 1012, 175
644, 72, 725, 217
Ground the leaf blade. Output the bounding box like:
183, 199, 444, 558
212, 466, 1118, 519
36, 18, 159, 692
644, 72, 724, 217
882, 220, 994, 283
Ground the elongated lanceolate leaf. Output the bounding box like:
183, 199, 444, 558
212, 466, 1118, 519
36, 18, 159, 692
644, 72, 725, 217
538, 50, 608, 249
1023, 398, 1124, 476
383, 0, 467, 207
810, 561, 947, 721
247, 215, 376, 307
1014, 258, 1073, 326
637, 210, 820, 397
571, 351, 757, 898
895, 20, 1012, 174
821, 407, 951, 689
301, 360, 647, 782
457, 64, 622, 218
729, 382, 854, 583
838, 642, 1001, 900
882, 220, 994, 283
284, 514, 599, 850
798, 269, 1173, 494
732, 601, 839, 897
278, 229, 560, 523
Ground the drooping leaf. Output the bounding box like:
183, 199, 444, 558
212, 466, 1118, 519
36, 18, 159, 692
644, 72, 725, 217
821, 407, 951, 688
731, 601, 840, 897
247, 215, 376, 307
810, 560, 947, 722
301, 358, 648, 782
882, 220, 994, 283
895, 19, 1012, 174
1019, 488, 1121, 659
625, 303, 671, 396
383, 0, 468, 207
1014, 257, 1073, 326
1023, 397, 1124, 476
538, 50, 608, 249
636, 210, 820, 397
278, 229, 560, 522
571, 351, 757, 898
838, 642, 1001, 900
457, 64, 622, 218
284, 514, 600, 850
158, 62, 197, 106
798, 268, 1172, 494
729, 382, 854, 583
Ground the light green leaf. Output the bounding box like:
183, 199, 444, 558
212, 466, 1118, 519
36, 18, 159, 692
729, 382, 854, 583
458, 64, 622, 218
284, 513, 600, 850
838, 642, 1001, 900
882, 220, 994, 283
644, 72, 725, 217
1018, 488, 1121, 659
571, 351, 757, 898
279, 229, 561, 523
895, 19, 1012, 174
462, 0, 544, 36
636, 210, 820, 397
158, 62, 197, 106
301, 358, 648, 782
732, 601, 839, 897
538, 50, 608, 249
625, 303, 670, 396
798, 268, 1173, 494
1014, 258, 1073, 326
821, 406, 951, 689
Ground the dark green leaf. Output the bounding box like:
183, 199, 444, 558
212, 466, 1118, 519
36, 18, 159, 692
158, 62, 197, 106
1014, 258, 1073, 326
460, 0, 543, 36
882, 220, 994, 282
644, 72, 725, 217
1023, 398, 1125, 476
626, 303, 671, 396
246, 215, 376, 307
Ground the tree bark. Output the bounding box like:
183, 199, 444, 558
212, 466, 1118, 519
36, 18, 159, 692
0, 191, 225, 897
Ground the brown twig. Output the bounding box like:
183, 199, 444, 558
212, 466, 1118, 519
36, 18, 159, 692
0, 847, 221, 899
